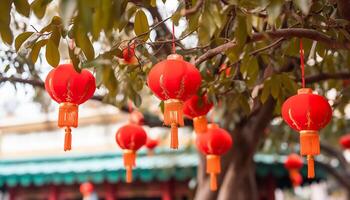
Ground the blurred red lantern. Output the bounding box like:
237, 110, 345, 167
116, 124, 147, 183
129, 110, 144, 125
122, 44, 137, 65
45, 63, 96, 151
339, 134, 350, 149
284, 154, 303, 187
80, 182, 94, 197
219, 64, 231, 77
145, 137, 159, 156
147, 54, 202, 149
282, 88, 332, 178
196, 123, 233, 191
183, 95, 213, 134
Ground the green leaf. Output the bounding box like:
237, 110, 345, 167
266, 0, 282, 25
68, 46, 80, 72
293, 0, 312, 15
30, 39, 47, 63
261, 80, 271, 103
15, 32, 34, 52
1, 26, 14, 45
14, 0, 30, 17
134, 9, 150, 41
45, 39, 60, 67
74, 25, 95, 61
31, 0, 52, 19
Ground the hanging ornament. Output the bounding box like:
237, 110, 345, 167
284, 154, 303, 187
145, 136, 159, 156
196, 124, 233, 191
45, 63, 96, 151
122, 43, 138, 65
281, 39, 332, 179
129, 110, 144, 125
80, 182, 94, 198
116, 124, 147, 183
339, 134, 350, 149
183, 95, 213, 134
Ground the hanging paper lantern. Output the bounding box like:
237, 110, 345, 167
122, 44, 138, 65
45, 63, 96, 151
339, 134, 350, 149
183, 95, 213, 134
116, 124, 147, 183
145, 136, 159, 156
147, 54, 202, 149
284, 154, 303, 187
281, 88, 332, 178
80, 182, 94, 197
196, 123, 233, 191
129, 110, 144, 125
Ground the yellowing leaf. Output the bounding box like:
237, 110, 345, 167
75, 27, 95, 61
46, 39, 60, 67
14, 0, 30, 17
134, 9, 149, 41
1, 26, 14, 45
30, 39, 47, 63
15, 32, 34, 52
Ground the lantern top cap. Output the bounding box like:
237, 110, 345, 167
208, 123, 219, 129
167, 54, 183, 61
297, 88, 313, 94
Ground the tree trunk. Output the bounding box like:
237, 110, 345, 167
194, 98, 276, 200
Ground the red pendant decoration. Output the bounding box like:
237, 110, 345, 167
196, 124, 233, 191
122, 44, 138, 65
339, 134, 350, 149
183, 95, 213, 134
147, 54, 202, 149
129, 110, 144, 125
282, 88, 332, 178
116, 124, 147, 183
80, 182, 94, 197
45, 63, 96, 151
145, 136, 159, 156
284, 154, 303, 187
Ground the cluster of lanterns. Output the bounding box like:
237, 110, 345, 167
44, 40, 335, 191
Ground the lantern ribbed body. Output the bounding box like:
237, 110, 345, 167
147, 54, 202, 149
45, 63, 96, 151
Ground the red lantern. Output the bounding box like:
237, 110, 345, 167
183, 95, 213, 134
129, 110, 144, 125
339, 134, 350, 149
282, 88, 332, 178
116, 124, 147, 183
147, 54, 202, 149
45, 63, 96, 151
284, 154, 303, 187
80, 182, 94, 197
196, 124, 233, 191
145, 136, 159, 156
122, 44, 137, 65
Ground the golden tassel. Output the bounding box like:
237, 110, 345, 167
164, 99, 184, 149
307, 155, 315, 178
58, 103, 78, 128
170, 123, 178, 149
193, 116, 208, 134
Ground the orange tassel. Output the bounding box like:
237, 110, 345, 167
58, 103, 78, 128
206, 155, 221, 191
193, 116, 208, 134
307, 155, 315, 178
64, 127, 72, 151
164, 100, 184, 149
170, 123, 178, 149
123, 150, 136, 183
300, 130, 319, 179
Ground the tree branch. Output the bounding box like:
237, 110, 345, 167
181, 0, 204, 16
304, 72, 350, 83
195, 28, 350, 65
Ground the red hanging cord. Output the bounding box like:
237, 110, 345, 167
172, 21, 176, 54
128, 100, 133, 113
299, 39, 305, 88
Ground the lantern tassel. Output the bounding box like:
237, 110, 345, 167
193, 116, 208, 134
58, 103, 78, 128
123, 150, 136, 183
64, 127, 72, 151
170, 123, 178, 149
307, 155, 315, 179
289, 169, 302, 187
206, 155, 221, 191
